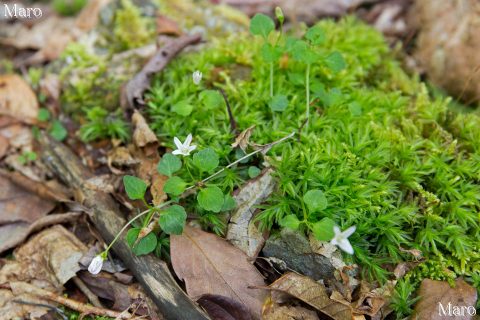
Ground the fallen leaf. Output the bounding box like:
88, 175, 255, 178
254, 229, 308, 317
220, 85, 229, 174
197, 294, 252, 320
231, 125, 255, 152
171, 225, 266, 319
156, 14, 183, 36
413, 279, 478, 320
0, 135, 8, 158
265, 272, 353, 320
0, 75, 39, 124
353, 280, 396, 317
226, 168, 275, 258
132, 110, 158, 149
263, 304, 319, 320
75, 0, 111, 31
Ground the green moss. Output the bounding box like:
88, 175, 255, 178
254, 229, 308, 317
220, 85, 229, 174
145, 16, 480, 288
52, 0, 87, 16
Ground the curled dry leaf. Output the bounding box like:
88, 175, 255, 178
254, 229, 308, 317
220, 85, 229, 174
263, 272, 353, 320
171, 225, 267, 319
263, 304, 319, 320
232, 125, 255, 152
0, 75, 39, 124
226, 168, 275, 258
353, 281, 396, 317
197, 294, 252, 320
156, 14, 183, 36
132, 110, 158, 149
413, 279, 478, 320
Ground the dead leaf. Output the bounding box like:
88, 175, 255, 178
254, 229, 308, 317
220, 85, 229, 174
197, 294, 252, 320
75, 0, 111, 31
413, 279, 478, 320
226, 168, 275, 258
231, 125, 255, 152
265, 272, 353, 320
171, 225, 266, 319
0, 75, 39, 124
353, 280, 396, 317
263, 304, 319, 320
0, 135, 8, 158
156, 15, 182, 36
132, 110, 158, 149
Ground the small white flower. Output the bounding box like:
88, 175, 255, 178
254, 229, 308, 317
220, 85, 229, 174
88, 255, 104, 275
192, 70, 202, 85
330, 225, 356, 254
172, 134, 197, 156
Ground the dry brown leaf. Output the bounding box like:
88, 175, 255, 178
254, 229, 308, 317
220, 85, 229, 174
266, 272, 353, 320
197, 294, 252, 320
353, 280, 395, 318
0, 135, 8, 158
132, 110, 158, 149
75, 0, 112, 31
171, 225, 267, 319
232, 125, 255, 152
0, 75, 39, 124
226, 168, 275, 258
156, 14, 182, 36
263, 304, 319, 320
413, 279, 477, 319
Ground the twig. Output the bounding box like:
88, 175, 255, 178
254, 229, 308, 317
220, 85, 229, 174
8, 282, 131, 319
219, 88, 238, 134
13, 300, 67, 320
185, 131, 295, 192
72, 276, 103, 308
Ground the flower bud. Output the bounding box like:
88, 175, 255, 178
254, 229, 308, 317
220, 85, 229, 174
88, 255, 104, 275
192, 70, 202, 85
275, 7, 284, 25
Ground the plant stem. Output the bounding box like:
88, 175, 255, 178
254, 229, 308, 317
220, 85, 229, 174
269, 62, 274, 98
305, 63, 311, 130
185, 131, 295, 191
104, 200, 173, 253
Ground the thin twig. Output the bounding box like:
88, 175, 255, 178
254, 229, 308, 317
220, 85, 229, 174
72, 276, 103, 308
13, 300, 67, 320
219, 88, 238, 134
185, 131, 295, 192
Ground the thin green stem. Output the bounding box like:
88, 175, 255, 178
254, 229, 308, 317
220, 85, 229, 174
104, 200, 173, 253
306, 63, 311, 130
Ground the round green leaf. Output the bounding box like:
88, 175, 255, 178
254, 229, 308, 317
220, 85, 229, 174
126, 228, 157, 256
305, 26, 325, 45
197, 186, 224, 213
248, 166, 261, 178
193, 148, 219, 173
172, 100, 193, 116
269, 94, 288, 112
123, 175, 147, 200
325, 51, 346, 73
303, 189, 327, 213
348, 102, 362, 116
163, 176, 186, 196
159, 205, 187, 235
200, 90, 224, 110
50, 120, 68, 141
250, 13, 274, 39
221, 194, 236, 212
280, 214, 301, 230
311, 217, 335, 241
157, 153, 182, 177
38, 108, 50, 122
261, 43, 282, 62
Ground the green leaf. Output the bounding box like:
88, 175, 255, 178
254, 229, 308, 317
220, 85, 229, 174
200, 90, 224, 110
303, 189, 327, 213
159, 205, 187, 235
249, 13, 275, 39
126, 228, 157, 256
305, 25, 325, 45
197, 186, 224, 213
163, 176, 186, 196
221, 194, 236, 211
38, 108, 50, 122
312, 217, 336, 241
280, 214, 301, 230
269, 94, 288, 112
172, 100, 193, 116
348, 102, 362, 116
50, 120, 67, 141
325, 51, 346, 72
261, 43, 282, 62
193, 148, 219, 173
123, 175, 147, 200
290, 40, 317, 64
157, 153, 182, 177
248, 166, 261, 178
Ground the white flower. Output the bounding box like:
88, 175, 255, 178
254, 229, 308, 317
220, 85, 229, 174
192, 70, 202, 85
88, 255, 104, 275
172, 134, 197, 156
330, 225, 356, 254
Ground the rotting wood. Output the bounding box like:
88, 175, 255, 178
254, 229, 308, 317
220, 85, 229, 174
39, 135, 210, 320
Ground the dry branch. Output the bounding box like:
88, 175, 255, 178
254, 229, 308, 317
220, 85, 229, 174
39, 135, 209, 320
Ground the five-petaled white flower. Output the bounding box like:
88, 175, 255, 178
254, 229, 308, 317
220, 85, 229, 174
172, 134, 197, 156
330, 225, 356, 254
192, 70, 202, 85
88, 255, 105, 275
